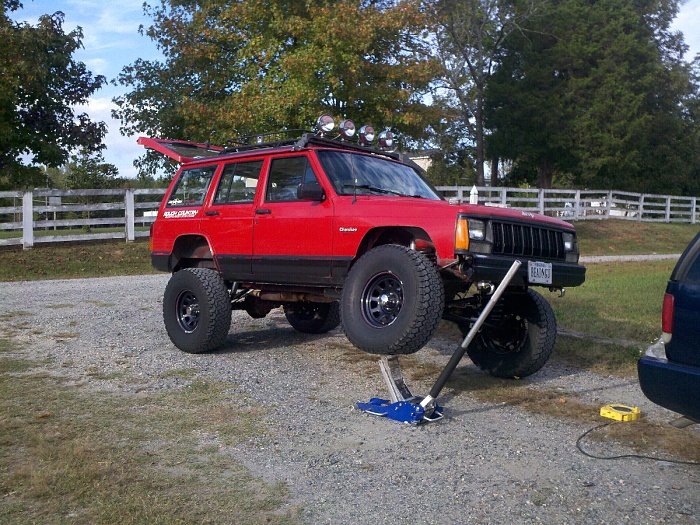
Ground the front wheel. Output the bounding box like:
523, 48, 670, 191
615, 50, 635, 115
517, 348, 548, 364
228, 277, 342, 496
462, 289, 556, 378
163, 268, 231, 353
341, 244, 444, 355
284, 301, 341, 334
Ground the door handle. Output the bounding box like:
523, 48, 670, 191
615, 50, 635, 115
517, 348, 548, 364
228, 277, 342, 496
256, 209, 272, 215
205, 210, 220, 216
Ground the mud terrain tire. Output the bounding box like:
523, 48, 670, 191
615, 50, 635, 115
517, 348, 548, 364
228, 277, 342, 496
464, 289, 556, 378
341, 244, 444, 355
284, 301, 341, 334
163, 268, 231, 353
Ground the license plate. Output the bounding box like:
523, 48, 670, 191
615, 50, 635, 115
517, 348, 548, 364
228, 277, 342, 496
528, 261, 552, 285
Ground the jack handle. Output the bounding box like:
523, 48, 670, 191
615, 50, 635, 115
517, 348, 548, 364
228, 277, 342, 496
420, 260, 522, 412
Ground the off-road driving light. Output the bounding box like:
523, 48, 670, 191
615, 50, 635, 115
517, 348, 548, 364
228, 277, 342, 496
378, 130, 394, 150
359, 125, 375, 145
338, 119, 356, 139
316, 114, 335, 135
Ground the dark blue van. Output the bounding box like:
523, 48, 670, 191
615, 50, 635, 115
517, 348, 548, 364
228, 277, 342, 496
638, 231, 700, 422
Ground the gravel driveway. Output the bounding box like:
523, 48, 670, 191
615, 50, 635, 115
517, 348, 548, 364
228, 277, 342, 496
3, 275, 699, 524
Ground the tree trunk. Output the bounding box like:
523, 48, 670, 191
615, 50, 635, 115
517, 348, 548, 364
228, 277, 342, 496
537, 161, 554, 189
490, 156, 499, 184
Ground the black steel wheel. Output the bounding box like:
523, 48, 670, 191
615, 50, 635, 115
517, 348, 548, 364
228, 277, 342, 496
284, 301, 341, 334
163, 268, 231, 353
341, 244, 444, 355
462, 289, 556, 378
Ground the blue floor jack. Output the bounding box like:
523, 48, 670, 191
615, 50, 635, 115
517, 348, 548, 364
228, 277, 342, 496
357, 260, 522, 424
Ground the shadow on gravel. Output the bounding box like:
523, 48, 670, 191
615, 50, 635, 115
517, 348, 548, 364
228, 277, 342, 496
212, 326, 332, 355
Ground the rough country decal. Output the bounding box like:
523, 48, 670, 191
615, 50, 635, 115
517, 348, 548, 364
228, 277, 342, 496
521, 211, 535, 218
164, 210, 199, 219
339, 227, 358, 232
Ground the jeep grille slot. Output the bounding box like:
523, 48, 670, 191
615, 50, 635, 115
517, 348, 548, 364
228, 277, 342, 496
491, 222, 565, 260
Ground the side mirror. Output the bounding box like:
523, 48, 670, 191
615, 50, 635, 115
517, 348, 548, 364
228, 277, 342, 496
297, 182, 325, 201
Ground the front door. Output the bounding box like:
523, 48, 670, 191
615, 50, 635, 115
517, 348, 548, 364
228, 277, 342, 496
252, 154, 334, 284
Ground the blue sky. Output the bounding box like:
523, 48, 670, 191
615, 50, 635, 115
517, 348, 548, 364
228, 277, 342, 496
14, 0, 700, 179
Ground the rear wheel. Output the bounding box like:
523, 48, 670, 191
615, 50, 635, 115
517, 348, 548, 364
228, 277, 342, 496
284, 301, 341, 334
341, 244, 444, 355
163, 268, 231, 353
462, 289, 556, 378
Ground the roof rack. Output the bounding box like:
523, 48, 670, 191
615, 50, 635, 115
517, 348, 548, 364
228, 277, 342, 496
220, 131, 400, 161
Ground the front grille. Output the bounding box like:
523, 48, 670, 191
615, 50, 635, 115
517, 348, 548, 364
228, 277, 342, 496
491, 221, 566, 260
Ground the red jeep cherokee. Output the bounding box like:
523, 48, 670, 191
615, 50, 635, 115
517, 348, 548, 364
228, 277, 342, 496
142, 119, 585, 378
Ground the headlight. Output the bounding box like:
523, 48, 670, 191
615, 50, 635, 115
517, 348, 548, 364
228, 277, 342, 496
562, 232, 574, 251
468, 219, 485, 241
455, 218, 487, 251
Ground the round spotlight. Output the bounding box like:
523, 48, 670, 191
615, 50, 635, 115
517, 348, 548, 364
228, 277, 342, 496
359, 125, 375, 145
378, 130, 394, 150
316, 114, 335, 135
338, 119, 356, 139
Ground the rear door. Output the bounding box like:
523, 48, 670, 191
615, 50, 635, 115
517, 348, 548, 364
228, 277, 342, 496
252, 154, 335, 284
200, 159, 265, 281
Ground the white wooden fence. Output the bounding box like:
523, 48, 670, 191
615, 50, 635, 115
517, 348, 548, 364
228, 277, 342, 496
0, 188, 166, 248
1, 186, 697, 249
436, 187, 699, 224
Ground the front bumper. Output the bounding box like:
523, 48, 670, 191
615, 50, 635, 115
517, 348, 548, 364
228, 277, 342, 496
464, 254, 586, 288
638, 354, 700, 421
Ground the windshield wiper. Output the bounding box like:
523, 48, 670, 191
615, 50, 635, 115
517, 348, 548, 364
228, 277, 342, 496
342, 184, 422, 198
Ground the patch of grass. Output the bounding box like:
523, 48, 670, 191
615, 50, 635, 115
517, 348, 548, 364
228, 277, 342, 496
0, 341, 299, 524
0, 239, 156, 282
45, 303, 75, 309
550, 260, 675, 344
553, 336, 641, 377
574, 219, 698, 256
440, 366, 700, 462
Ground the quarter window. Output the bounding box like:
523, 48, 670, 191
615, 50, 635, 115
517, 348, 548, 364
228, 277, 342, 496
214, 160, 263, 204
166, 165, 217, 207
265, 156, 318, 202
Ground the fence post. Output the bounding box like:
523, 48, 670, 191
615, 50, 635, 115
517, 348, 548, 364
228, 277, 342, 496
638, 195, 645, 221
665, 197, 671, 223
539, 189, 545, 214
125, 189, 135, 242
501, 188, 507, 206
574, 190, 581, 220
22, 191, 34, 250
692, 197, 697, 225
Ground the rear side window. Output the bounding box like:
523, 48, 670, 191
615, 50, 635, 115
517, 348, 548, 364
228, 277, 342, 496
214, 160, 263, 204
673, 232, 700, 284
166, 165, 217, 207
684, 253, 700, 284
265, 156, 318, 202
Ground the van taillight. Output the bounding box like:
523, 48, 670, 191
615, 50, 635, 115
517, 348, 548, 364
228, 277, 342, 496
662, 292, 674, 334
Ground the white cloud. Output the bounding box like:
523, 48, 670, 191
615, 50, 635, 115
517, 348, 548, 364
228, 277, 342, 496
673, 1, 700, 59
76, 97, 142, 178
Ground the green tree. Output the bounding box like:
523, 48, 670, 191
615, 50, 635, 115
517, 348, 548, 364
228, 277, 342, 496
64, 150, 120, 190
430, 0, 543, 186
485, 0, 700, 191
0, 1, 106, 190
114, 0, 441, 177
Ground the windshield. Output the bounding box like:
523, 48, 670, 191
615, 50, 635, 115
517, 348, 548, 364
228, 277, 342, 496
316, 150, 441, 200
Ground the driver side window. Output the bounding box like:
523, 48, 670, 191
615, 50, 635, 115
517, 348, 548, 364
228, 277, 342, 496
265, 156, 318, 202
